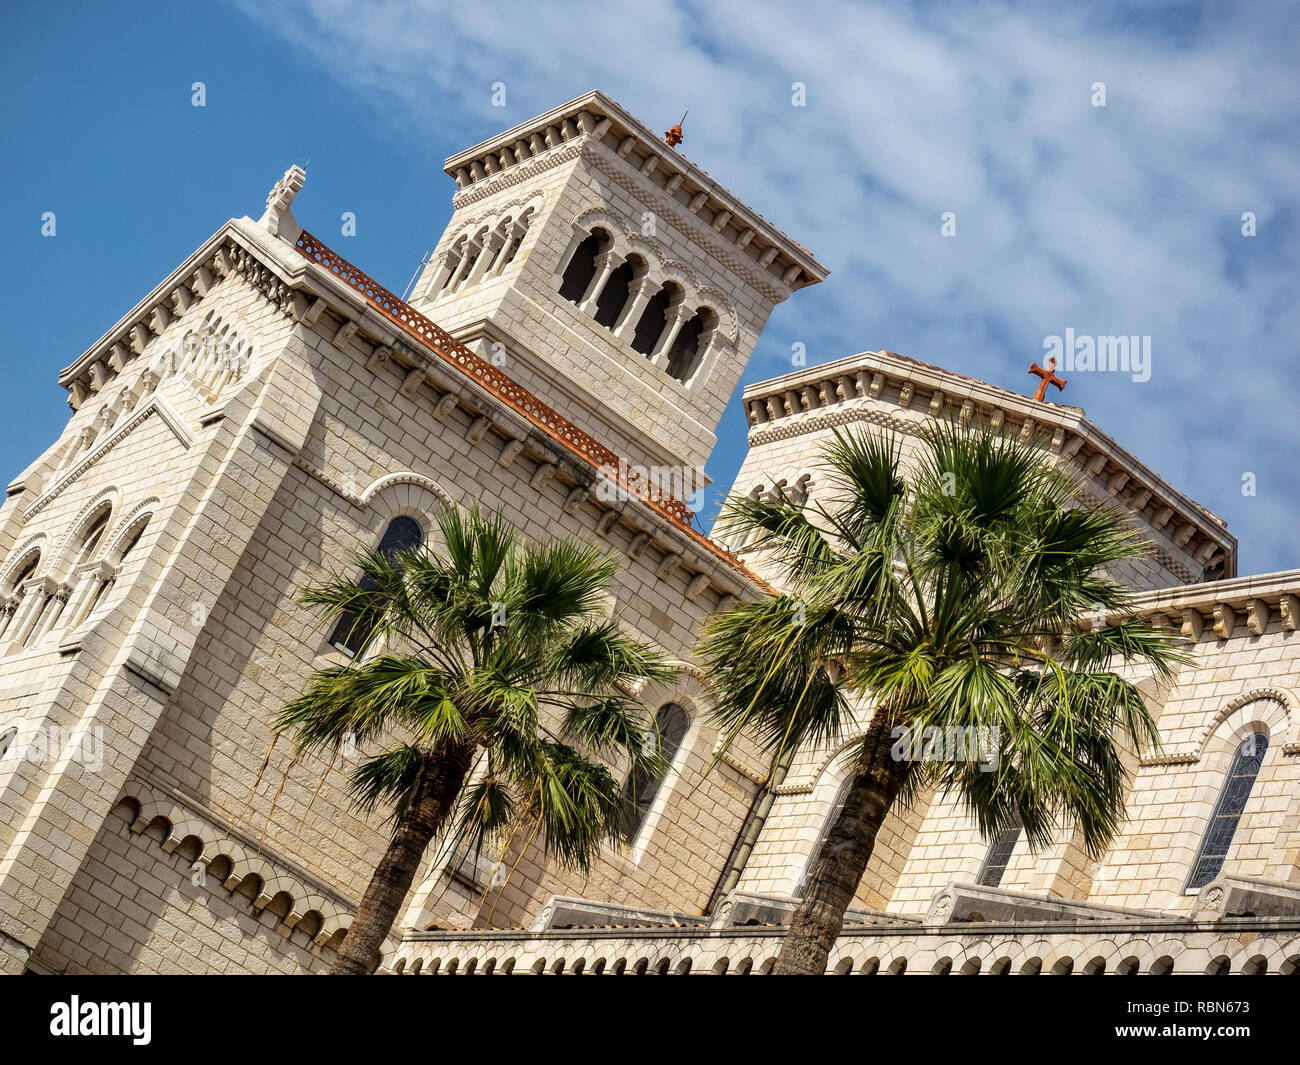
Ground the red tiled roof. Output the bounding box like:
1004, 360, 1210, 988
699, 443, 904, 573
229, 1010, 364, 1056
292, 230, 769, 591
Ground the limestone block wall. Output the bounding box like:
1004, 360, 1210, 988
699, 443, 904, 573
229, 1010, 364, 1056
884, 791, 1100, 917
734, 710, 930, 912
1092, 599, 1300, 913
0, 403, 182, 847
726, 350, 1233, 591
730, 573, 1300, 920
0, 248, 317, 971
31, 799, 330, 975
892, 644, 1300, 918
410, 99, 822, 476
16, 214, 780, 972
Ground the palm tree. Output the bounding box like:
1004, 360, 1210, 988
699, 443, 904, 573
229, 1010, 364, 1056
276, 507, 669, 975
700, 423, 1187, 975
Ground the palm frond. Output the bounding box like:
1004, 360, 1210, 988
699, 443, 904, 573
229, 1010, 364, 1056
279, 504, 669, 880
702, 419, 1187, 874
525, 742, 625, 870
347, 745, 427, 819
700, 595, 855, 756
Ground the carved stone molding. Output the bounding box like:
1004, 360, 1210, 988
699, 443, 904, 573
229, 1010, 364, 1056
451, 143, 583, 210
21, 397, 193, 521
581, 146, 788, 304
121, 774, 356, 951
1140, 687, 1300, 764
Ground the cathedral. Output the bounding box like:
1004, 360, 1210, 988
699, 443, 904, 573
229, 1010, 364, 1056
1, 91, 1297, 976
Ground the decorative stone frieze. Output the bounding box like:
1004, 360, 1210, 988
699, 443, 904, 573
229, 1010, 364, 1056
741, 348, 1235, 582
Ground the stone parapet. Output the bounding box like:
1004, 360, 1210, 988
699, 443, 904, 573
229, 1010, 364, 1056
740, 348, 1235, 583
390, 916, 1300, 975
1191, 874, 1300, 920
924, 882, 1167, 926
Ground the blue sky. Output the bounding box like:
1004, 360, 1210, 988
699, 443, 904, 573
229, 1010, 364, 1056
2, 1, 1297, 575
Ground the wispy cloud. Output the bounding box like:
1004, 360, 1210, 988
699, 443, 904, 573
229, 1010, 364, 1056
233, 0, 1300, 574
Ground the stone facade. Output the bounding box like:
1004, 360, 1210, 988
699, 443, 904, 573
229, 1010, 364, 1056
1, 92, 1296, 975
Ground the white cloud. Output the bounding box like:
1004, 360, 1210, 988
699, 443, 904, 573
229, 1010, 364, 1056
233, 0, 1300, 574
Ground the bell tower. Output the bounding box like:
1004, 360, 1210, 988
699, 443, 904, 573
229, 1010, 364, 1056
408, 91, 828, 476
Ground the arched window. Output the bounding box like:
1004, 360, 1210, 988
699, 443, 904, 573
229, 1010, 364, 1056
85, 520, 146, 629
116, 519, 148, 565
620, 702, 690, 839
559, 231, 606, 304
83, 579, 112, 625
1187, 732, 1269, 891
78, 517, 149, 627
665, 308, 714, 383
797, 776, 853, 897
631, 284, 678, 355
76, 512, 110, 565
8, 553, 40, 596
977, 814, 1022, 888
494, 208, 534, 274
329, 516, 425, 657
593, 258, 637, 329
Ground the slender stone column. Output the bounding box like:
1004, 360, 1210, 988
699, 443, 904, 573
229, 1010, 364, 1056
649, 303, 691, 370
487, 223, 523, 275
578, 251, 622, 314
3, 577, 54, 653
416, 253, 455, 302
672, 329, 719, 386
29, 584, 71, 644
445, 240, 481, 292
61, 560, 116, 634
613, 276, 657, 343
467, 232, 506, 286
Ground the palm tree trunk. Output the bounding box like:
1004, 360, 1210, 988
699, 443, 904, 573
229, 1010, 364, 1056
329, 746, 473, 975
774, 715, 911, 975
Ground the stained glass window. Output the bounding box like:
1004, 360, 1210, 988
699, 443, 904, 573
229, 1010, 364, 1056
977, 815, 1023, 888
329, 516, 424, 657
619, 702, 690, 839
1187, 732, 1269, 891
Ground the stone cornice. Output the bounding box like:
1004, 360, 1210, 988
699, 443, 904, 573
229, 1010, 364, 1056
444, 90, 827, 292
448, 141, 582, 210
742, 349, 1236, 582
20, 395, 193, 520
581, 145, 789, 305
58, 219, 311, 407
1125, 569, 1300, 651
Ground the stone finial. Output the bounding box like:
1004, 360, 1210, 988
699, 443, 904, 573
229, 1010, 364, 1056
258, 165, 307, 241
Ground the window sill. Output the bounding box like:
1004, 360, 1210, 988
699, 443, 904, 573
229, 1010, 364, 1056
311, 649, 355, 671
